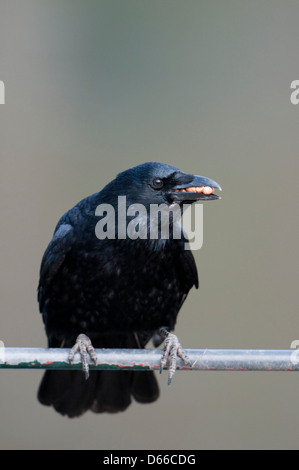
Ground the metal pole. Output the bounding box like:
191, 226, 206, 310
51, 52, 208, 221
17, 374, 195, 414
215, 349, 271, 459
1, 348, 299, 371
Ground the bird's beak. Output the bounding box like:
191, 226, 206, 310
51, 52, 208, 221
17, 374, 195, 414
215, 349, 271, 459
169, 175, 222, 202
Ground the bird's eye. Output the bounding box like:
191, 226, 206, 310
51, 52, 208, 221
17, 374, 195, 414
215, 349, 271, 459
152, 178, 164, 189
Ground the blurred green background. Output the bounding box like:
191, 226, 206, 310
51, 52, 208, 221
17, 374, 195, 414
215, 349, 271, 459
1, 0, 299, 450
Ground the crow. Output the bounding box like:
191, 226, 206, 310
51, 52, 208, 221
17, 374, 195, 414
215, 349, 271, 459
37, 162, 221, 417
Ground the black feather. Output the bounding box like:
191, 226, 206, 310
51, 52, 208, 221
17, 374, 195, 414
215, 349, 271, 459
37, 162, 218, 417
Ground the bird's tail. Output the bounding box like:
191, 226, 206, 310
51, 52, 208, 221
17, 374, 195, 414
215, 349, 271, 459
37, 334, 159, 418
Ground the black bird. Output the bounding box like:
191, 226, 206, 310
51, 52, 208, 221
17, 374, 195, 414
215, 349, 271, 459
37, 162, 221, 417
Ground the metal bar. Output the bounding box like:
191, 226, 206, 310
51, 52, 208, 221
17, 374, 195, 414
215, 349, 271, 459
0, 348, 299, 371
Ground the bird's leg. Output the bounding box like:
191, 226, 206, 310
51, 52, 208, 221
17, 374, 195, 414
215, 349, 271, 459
159, 327, 191, 385
68, 333, 97, 380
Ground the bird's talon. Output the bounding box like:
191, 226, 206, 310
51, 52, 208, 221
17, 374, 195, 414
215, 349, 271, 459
68, 333, 97, 380
159, 329, 189, 385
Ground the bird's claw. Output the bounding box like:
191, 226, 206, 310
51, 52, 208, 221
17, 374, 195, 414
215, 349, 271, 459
159, 327, 190, 385
68, 333, 97, 380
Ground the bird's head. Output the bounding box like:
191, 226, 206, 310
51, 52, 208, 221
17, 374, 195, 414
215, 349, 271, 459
113, 162, 221, 207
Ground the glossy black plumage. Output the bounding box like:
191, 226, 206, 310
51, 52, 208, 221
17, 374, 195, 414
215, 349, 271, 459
37, 162, 220, 417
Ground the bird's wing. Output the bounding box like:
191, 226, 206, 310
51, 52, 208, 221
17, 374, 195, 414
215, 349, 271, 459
38, 223, 75, 311
175, 246, 199, 293
152, 247, 199, 347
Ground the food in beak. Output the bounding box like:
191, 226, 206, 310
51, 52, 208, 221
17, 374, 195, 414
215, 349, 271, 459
174, 186, 215, 195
